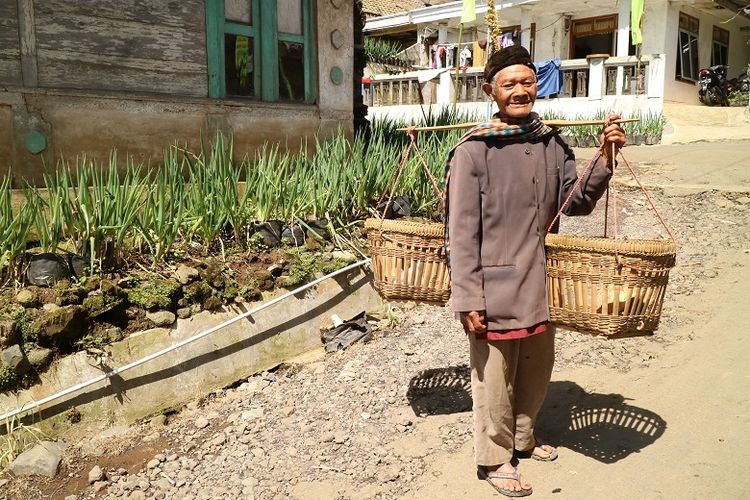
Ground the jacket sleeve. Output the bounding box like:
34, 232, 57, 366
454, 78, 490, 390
448, 144, 485, 313
559, 139, 612, 216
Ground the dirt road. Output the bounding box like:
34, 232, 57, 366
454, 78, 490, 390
408, 245, 750, 499
7, 141, 750, 500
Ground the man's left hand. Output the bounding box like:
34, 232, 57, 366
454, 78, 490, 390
600, 113, 627, 165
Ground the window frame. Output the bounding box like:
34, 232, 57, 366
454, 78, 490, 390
676, 12, 699, 82
205, 0, 316, 103
711, 25, 729, 67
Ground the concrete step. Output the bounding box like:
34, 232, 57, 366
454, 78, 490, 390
661, 101, 750, 145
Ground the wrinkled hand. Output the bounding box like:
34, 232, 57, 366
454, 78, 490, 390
600, 113, 627, 166
460, 310, 487, 334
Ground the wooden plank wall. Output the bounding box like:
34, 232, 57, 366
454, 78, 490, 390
0, 2, 23, 86
34, 0, 209, 97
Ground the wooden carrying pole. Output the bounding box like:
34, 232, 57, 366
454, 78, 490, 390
396, 118, 639, 132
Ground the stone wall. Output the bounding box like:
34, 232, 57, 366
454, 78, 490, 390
0, 269, 381, 440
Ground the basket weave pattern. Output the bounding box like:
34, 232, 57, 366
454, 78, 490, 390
364, 218, 450, 304
545, 233, 676, 336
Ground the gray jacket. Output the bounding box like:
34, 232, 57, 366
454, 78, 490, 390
447, 133, 611, 330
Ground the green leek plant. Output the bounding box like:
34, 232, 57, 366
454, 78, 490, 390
138, 147, 186, 263
70, 153, 146, 268
0, 177, 35, 281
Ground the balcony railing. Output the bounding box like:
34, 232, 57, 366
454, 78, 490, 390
455, 68, 486, 103
605, 57, 649, 95
364, 72, 433, 107
561, 59, 589, 98
367, 54, 661, 106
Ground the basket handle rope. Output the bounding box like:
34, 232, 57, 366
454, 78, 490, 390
376, 127, 443, 219
547, 134, 677, 267
373, 128, 446, 252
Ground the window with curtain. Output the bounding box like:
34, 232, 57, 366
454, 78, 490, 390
205, 0, 315, 103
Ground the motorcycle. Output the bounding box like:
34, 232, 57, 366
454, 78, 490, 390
728, 70, 750, 94
698, 65, 730, 107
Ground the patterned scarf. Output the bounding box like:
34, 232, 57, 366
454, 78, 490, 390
443, 112, 557, 265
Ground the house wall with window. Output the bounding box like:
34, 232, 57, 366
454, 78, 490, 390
660, 3, 750, 104
0, 0, 354, 185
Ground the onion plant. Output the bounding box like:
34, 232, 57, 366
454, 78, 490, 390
69, 153, 146, 267
0, 177, 34, 281
179, 133, 246, 250
138, 146, 185, 262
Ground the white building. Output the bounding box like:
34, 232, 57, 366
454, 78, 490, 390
363, 0, 750, 120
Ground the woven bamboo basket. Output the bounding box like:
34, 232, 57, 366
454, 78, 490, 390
364, 218, 450, 304
545, 233, 677, 336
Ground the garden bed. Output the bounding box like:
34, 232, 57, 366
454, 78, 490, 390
0, 239, 362, 394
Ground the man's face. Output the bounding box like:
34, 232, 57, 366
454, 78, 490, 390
482, 64, 537, 119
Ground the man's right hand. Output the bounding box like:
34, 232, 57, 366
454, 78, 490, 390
460, 310, 487, 333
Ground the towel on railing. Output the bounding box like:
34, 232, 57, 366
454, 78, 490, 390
534, 59, 563, 98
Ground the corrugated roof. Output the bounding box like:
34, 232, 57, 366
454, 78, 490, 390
361, 0, 454, 17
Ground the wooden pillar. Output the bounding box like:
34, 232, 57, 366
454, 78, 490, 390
17, 0, 38, 87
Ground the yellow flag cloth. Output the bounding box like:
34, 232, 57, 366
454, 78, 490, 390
631, 0, 644, 45
461, 0, 476, 24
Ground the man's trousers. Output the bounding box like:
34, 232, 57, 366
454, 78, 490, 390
468, 327, 555, 466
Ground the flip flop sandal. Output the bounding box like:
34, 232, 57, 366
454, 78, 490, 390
515, 443, 559, 462
478, 467, 533, 498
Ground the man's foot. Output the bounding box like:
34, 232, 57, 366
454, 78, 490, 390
479, 463, 533, 497
515, 442, 558, 462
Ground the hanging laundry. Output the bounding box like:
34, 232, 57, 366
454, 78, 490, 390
500, 33, 515, 48
437, 46, 446, 68
446, 44, 455, 68
533, 59, 563, 98
460, 46, 473, 67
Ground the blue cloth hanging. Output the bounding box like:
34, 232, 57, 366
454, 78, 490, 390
534, 59, 562, 98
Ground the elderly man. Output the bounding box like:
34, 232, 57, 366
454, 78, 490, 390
446, 46, 626, 497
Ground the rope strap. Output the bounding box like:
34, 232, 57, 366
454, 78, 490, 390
546, 138, 677, 270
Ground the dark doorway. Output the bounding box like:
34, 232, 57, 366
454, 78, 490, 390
570, 15, 617, 58
574, 33, 614, 58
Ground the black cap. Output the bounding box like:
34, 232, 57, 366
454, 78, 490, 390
484, 45, 537, 83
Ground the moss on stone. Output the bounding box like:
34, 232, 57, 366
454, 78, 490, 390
238, 285, 262, 302
183, 281, 213, 303
12, 308, 42, 344
283, 253, 317, 288
283, 253, 353, 288
248, 232, 269, 251
318, 258, 352, 275
222, 285, 239, 301
203, 296, 223, 312
127, 279, 180, 311
55, 286, 86, 306
82, 295, 106, 313
0, 365, 18, 392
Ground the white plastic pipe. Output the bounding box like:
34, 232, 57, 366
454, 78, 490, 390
0, 259, 371, 423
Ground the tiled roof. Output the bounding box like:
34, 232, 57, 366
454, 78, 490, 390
361, 0, 454, 17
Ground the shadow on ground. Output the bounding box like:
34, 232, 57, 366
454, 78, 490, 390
407, 365, 472, 416
406, 368, 666, 464
538, 381, 667, 464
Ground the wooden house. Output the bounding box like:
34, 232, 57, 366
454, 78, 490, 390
0, 0, 358, 183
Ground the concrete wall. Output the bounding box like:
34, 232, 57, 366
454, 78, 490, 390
316, 0, 355, 137
0, 90, 332, 184
534, 14, 566, 61
0, 0, 356, 185
0, 270, 382, 440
